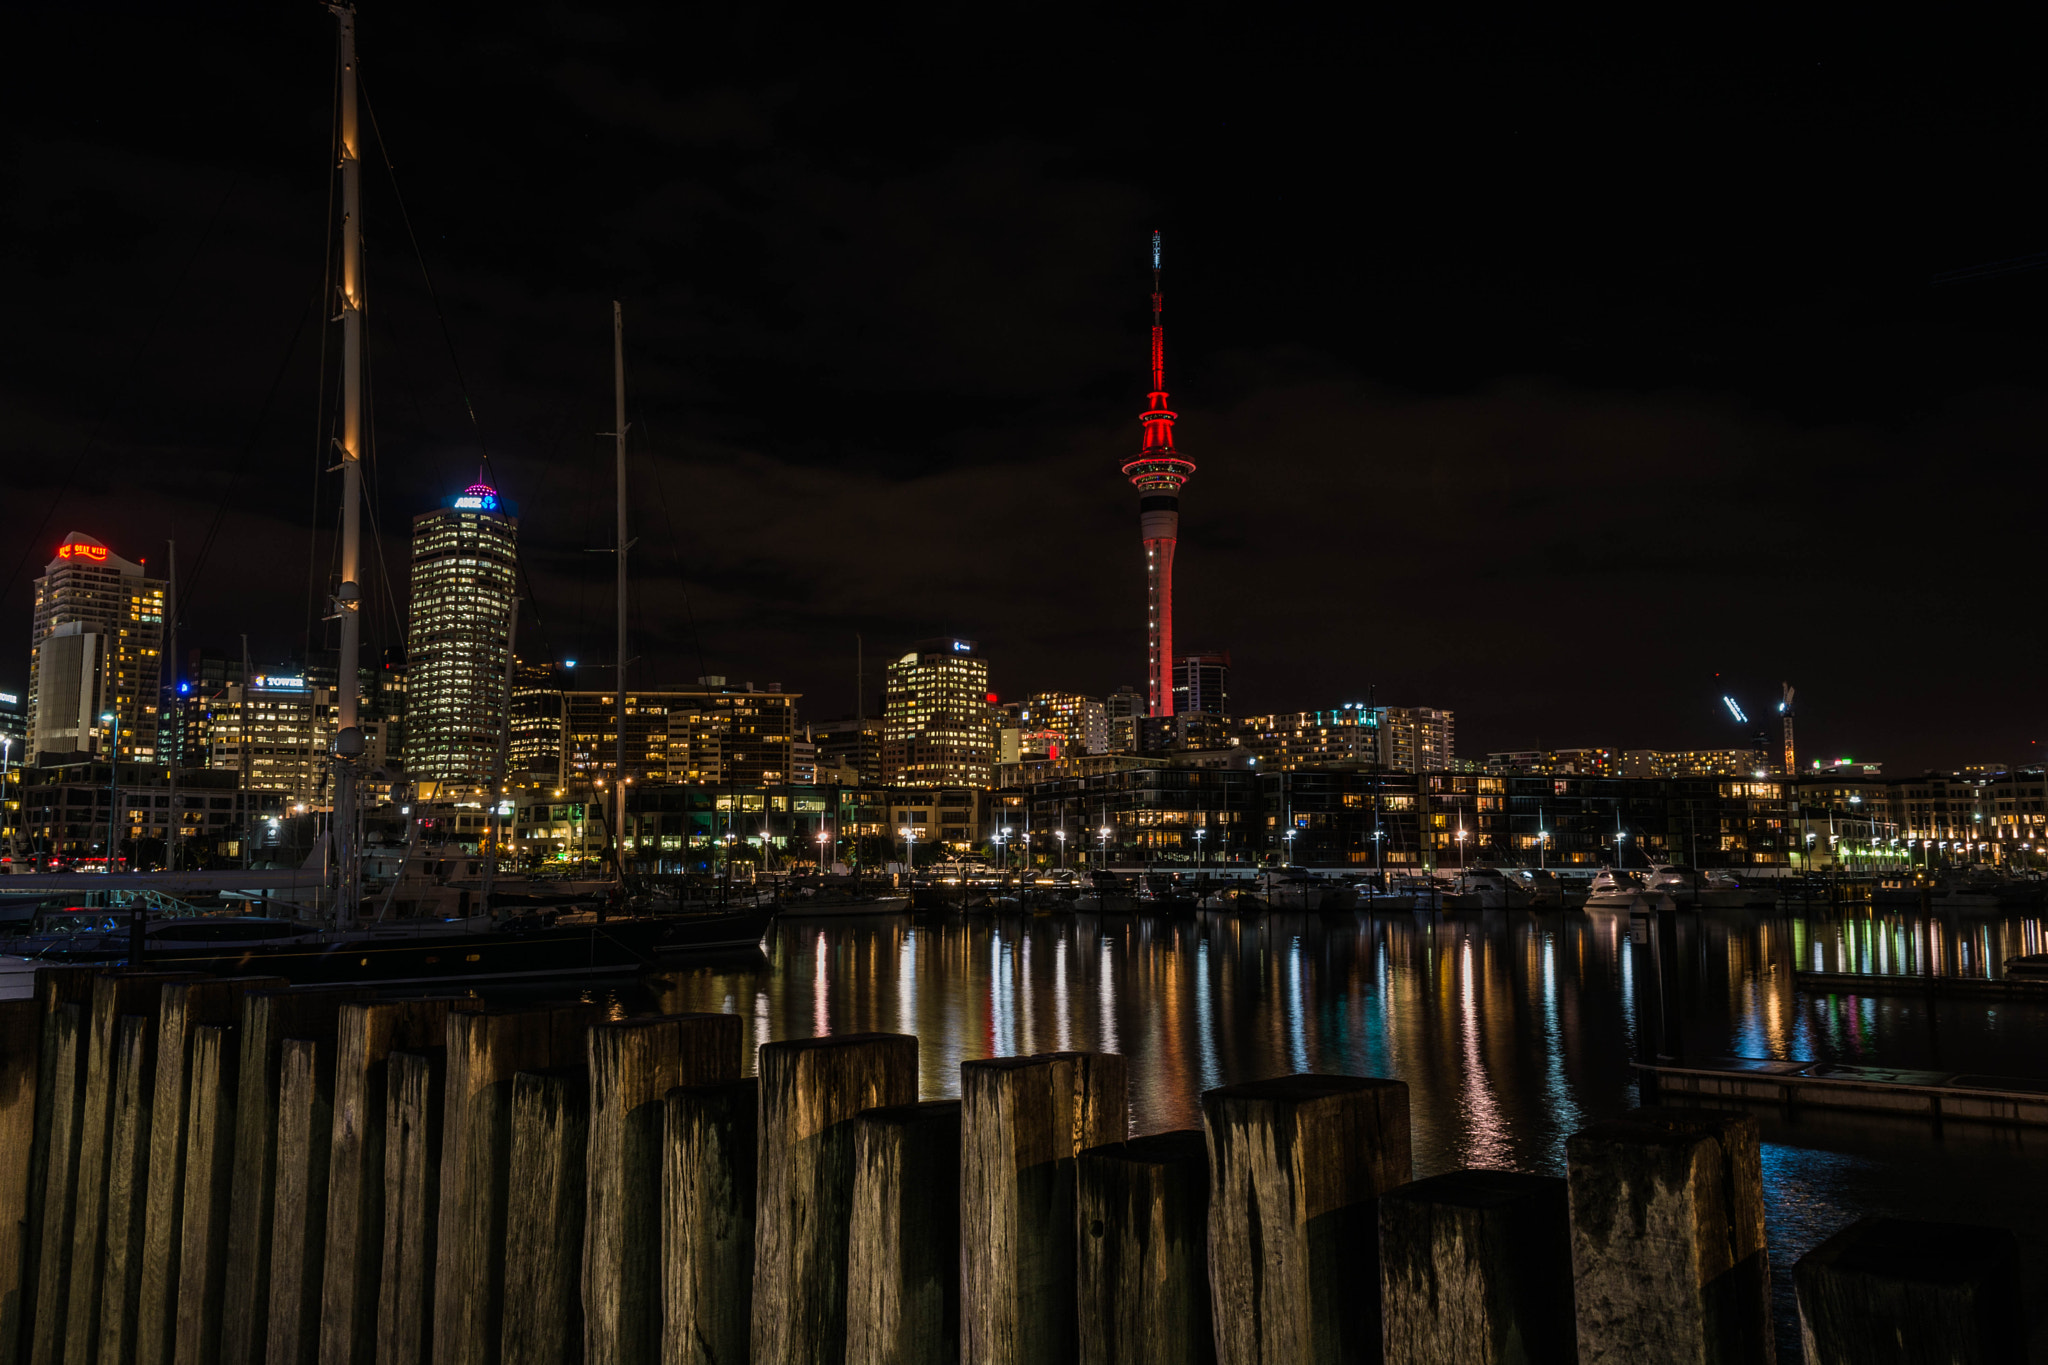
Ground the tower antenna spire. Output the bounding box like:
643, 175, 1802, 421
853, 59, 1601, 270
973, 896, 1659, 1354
1122, 229, 1195, 718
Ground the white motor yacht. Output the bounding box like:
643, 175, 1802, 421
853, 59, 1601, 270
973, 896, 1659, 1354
1584, 868, 1651, 909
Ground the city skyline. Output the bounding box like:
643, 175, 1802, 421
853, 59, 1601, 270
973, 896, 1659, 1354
6, 10, 2047, 772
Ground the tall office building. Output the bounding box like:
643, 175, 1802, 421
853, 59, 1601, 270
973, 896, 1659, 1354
812, 717, 885, 785
560, 681, 799, 786
404, 483, 518, 793
1172, 651, 1230, 718
1120, 231, 1196, 718
883, 639, 995, 787
509, 658, 567, 784
28, 533, 165, 764
1024, 692, 1109, 757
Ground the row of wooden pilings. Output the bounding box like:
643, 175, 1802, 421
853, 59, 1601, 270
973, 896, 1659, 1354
0, 967, 2027, 1365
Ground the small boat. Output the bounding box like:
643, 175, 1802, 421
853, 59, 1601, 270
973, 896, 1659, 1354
1584, 868, 1660, 909
1441, 868, 1533, 911
1642, 865, 1754, 909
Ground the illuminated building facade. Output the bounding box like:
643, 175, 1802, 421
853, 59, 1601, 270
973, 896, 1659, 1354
202, 668, 395, 805
1378, 706, 1456, 773
1172, 651, 1230, 717
404, 484, 518, 793
1236, 708, 1377, 770
1121, 232, 1195, 718
883, 639, 995, 787
1621, 747, 1768, 779
560, 683, 798, 786
27, 533, 165, 765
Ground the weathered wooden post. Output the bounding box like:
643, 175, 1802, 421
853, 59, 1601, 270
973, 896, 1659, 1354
169, 1022, 240, 1365
375, 1049, 446, 1365
960, 1051, 1129, 1365
501, 1068, 588, 1365
27, 999, 87, 1365
1794, 1217, 2023, 1364
267, 1039, 337, 1365
845, 1100, 962, 1365
1074, 1129, 1212, 1365
60, 971, 198, 1365
130, 976, 287, 1365
661, 1079, 759, 1365
1201, 1073, 1411, 1365
752, 1032, 920, 1365
1377, 1168, 1575, 1365
87, 1014, 156, 1365
1566, 1108, 1770, 1365
219, 986, 369, 1365
17, 968, 96, 1365
317, 997, 476, 1365
584, 1013, 743, 1365
0, 998, 40, 1365
433, 1005, 596, 1365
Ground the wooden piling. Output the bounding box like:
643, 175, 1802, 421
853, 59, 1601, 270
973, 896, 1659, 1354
845, 1100, 961, 1365
661, 1079, 759, 1365
26, 1001, 85, 1365
18, 970, 97, 1365
960, 1051, 1129, 1365
317, 998, 475, 1365
61, 972, 195, 1365
0, 999, 42, 1365
169, 1023, 240, 1365
88, 1015, 157, 1365
752, 1032, 920, 1365
584, 1013, 743, 1365
218, 986, 367, 1365
1794, 1216, 2024, 1364
433, 1005, 596, 1365
374, 1050, 446, 1365
1074, 1129, 1211, 1365
129, 976, 288, 1365
501, 1069, 588, 1365
1200, 1073, 1412, 1365
1377, 1168, 1575, 1365
1565, 1108, 1770, 1365
266, 1039, 337, 1365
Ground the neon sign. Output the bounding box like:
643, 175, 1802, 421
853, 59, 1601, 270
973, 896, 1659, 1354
57, 541, 108, 562
254, 674, 308, 691
453, 482, 500, 511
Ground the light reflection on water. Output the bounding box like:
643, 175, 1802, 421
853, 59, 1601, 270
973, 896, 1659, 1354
531, 905, 2048, 1359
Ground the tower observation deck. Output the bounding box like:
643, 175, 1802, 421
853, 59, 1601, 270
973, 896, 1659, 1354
1121, 230, 1195, 718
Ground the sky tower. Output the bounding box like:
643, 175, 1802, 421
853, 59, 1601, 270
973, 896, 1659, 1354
1122, 230, 1196, 717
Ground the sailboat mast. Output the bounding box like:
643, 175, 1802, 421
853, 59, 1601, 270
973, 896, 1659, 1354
613, 301, 628, 850
329, 3, 366, 929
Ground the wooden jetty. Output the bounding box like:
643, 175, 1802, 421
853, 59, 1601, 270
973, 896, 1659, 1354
0, 965, 2030, 1365
1643, 1055, 2048, 1128
1794, 968, 2048, 1002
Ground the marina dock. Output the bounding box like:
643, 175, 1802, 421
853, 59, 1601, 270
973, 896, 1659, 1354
1643, 1055, 2048, 1127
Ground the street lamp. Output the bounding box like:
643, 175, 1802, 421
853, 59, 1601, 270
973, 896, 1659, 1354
816, 827, 831, 871
1284, 828, 1296, 864
900, 826, 915, 879
994, 827, 1008, 872
1194, 827, 1206, 867
1099, 824, 1111, 867
1056, 828, 1066, 869
99, 711, 120, 870
1537, 827, 1549, 871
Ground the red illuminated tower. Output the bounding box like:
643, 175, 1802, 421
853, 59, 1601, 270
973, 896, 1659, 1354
1122, 230, 1195, 717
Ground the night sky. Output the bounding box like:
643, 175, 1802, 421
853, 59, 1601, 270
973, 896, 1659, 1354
7, 8, 2046, 772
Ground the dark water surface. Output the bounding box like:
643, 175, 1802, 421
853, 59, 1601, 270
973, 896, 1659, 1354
522, 905, 2048, 1359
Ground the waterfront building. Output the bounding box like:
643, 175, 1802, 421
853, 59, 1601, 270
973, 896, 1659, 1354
1484, 748, 1615, 776
16, 761, 284, 868
1622, 747, 1769, 779
1121, 232, 1196, 718
1377, 705, 1456, 773
510, 658, 568, 783
1173, 651, 1230, 718
560, 682, 798, 786
404, 482, 518, 794
27, 533, 165, 765
812, 717, 884, 785
1235, 707, 1376, 770
1105, 685, 1145, 753
882, 640, 995, 787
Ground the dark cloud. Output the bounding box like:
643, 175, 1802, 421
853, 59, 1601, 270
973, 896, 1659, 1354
4, 6, 2045, 772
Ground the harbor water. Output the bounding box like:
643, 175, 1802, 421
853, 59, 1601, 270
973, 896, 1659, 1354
505, 904, 2048, 1359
